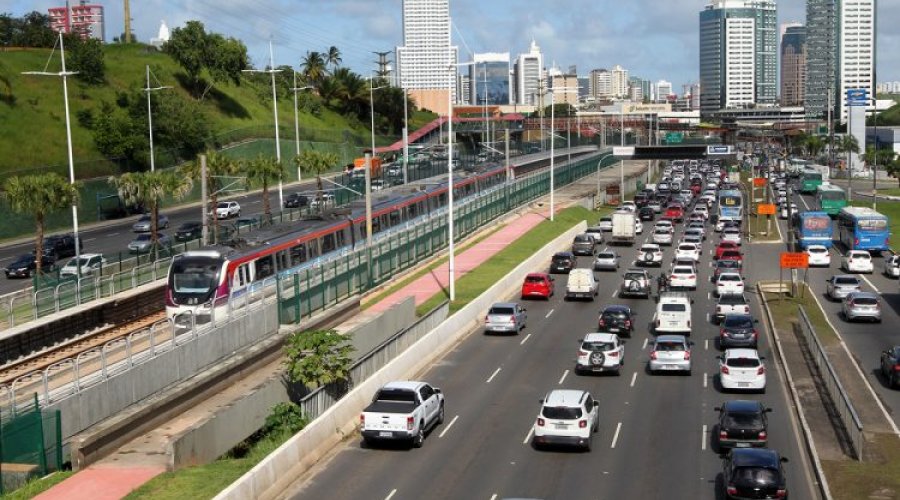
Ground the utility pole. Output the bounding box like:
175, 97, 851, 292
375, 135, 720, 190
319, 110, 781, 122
373, 51, 392, 78
200, 154, 208, 245
243, 40, 284, 207
291, 71, 313, 183
144, 65, 171, 172
123, 0, 132, 43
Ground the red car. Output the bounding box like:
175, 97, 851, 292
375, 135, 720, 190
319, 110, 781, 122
719, 249, 743, 263
664, 204, 684, 222
521, 273, 554, 300
715, 241, 740, 260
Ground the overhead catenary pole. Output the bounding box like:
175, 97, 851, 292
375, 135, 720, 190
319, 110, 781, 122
242, 40, 284, 207
144, 65, 171, 172
290, 74, 313, 183
201, 154, 208, 245
447, 17, 456, 301
550, 90, 556, 221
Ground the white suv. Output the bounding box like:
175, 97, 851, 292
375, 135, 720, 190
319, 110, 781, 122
574, 333, 625, 375
719, 348, 767, 393
532, 389, 600, 451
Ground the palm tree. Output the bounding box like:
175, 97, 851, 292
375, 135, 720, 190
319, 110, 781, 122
294, 150, 338, 210
326, 46, 342, 70
2, 173, 79, 276
300, 51, 327, 87
804, 135, 825, 158
243, 154, 284, 219
109, 170, 192, 259
836, 134, 860, 173
181, 151, 238, 243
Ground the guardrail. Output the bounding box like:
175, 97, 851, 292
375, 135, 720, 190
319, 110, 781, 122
797, 305, 864, 460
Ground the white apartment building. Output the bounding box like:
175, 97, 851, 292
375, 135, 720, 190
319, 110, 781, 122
589, 69, 612, 100
725, 17, 756, 108
514, 39, 543, 106
611, 65, 629, 98
656, 80, 674, 102
395, 0, 459, 113
838, 0, 874, 123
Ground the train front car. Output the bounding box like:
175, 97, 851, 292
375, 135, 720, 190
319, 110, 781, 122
166, 249, 232, 326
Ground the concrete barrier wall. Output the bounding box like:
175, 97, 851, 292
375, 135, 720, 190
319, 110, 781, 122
215, 219, 588, 500
168, 298, 418, 470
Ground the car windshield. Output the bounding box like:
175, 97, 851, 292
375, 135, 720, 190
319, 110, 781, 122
834, 277, 859, 285
654, 229, 669, 235
489, 307, 515, 315
525, 276, 547, 284
624, 273, 645, 281
135, 234, 151, 242
673, 267, 693, 275
718, 260, 740, 269
552, 256, 571, 263
575, 235, 591, 243
724, 412, 764, 428
679, 245, 695, 251
582, 341, 614, 352
720, 275, 741, 282
661, 303, 687, 312
598, 253, 615, 259
138, 215, 151, 222
542, 406, 583, 420
600, 218, 612, 223
733, 467, 779, 485
852, 297, 878, 305
11, 255, 35, 265
726, 357, 761, 368
850, 253, 870, 260
724, 316, 754, 328
655, 341, 685, 352
217, 202, 229, 209
602, 310, 627, 320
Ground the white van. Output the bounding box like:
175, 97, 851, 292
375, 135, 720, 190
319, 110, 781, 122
565, 268, 598, 301
653, 292, 693, 334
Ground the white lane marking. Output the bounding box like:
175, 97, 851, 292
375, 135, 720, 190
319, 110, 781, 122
630, 372, 637, 387
83, 237, 96, 242
439, 415, 459, 438
642, 338, 648, 350
486, 367, 502, 383
611, 289, 618, 298
799, 193, 810, 210
249, 200, 261, 204
519, 333, 532, 346
702, 424, 708, 450
545, 309, 555, 318
558, 369, 569, 385
385, 489, 397, 500
707, 292, 713, 301
490, 495, 498, 500
703, 372, 708, 388
611, 422, 622, 448
523, 427, 534, 445
860, 274, 881, 295
705, 339, 709, 351
109, 232, 119, 236
705, 313, 710, 323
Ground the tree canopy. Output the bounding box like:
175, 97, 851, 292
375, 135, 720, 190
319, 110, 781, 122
164, 21, 249, 99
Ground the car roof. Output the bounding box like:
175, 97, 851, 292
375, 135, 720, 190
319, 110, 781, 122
382, 381, 427, 391
724, 348, 760, 359
491, 302, 519, 309
624, 268, 648, 274
544, 389, 588, 407
722, 399, 764, 413
731, 447, 780, 467
602, 305, 631, 313
832, 274, 859, 281
584, 332, 618, 343
526, 272, 550, 278
847, 291, 878, 300
655, 334, 688, 344
553, 252, 575, 257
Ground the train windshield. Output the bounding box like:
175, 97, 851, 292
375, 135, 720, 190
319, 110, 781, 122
169, 256, 222, 301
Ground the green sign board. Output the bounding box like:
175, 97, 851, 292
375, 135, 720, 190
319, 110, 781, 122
665, 132, 683, 144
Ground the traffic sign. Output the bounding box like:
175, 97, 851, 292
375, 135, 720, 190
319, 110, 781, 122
846, 88, 868, 107
757, 203, 776, 215
613, 146, 635, 157
707, 145, 733, 155
752, 177, 767, 187
780, 252, 809, 269
665, 132, 683, 144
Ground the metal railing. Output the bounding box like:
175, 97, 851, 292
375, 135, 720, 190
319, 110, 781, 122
797, 305, 864, 460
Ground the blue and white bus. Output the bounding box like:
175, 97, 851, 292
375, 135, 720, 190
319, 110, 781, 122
796, 211, 833, 249
717, 189, 743, 222
836, 206, 890, 252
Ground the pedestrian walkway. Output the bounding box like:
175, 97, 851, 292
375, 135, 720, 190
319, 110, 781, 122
34, 466, 163, 500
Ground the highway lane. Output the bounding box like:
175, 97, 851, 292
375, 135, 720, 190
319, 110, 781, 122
281, 207, 817, 500
779, 189, 900, 430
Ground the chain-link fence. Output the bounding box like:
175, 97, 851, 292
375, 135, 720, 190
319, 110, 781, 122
0, 394, 63, 494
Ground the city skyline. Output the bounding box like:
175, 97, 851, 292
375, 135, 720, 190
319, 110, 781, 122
11, 0, 896, 93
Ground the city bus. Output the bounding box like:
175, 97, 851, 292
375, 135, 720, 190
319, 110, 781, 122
717, 189, 743, 222
795, 211, 834, 249
787, 158, 809, 177
798, 168, 824, 194
815, 184, 847, 216
836, 206, 890, 252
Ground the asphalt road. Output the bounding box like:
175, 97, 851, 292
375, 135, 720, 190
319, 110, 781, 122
778, 188, 900, 430
280, 206, 818, 500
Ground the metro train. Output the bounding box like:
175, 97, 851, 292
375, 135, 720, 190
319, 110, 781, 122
165, 159, 533, 323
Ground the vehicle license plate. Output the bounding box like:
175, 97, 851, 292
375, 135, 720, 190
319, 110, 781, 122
738, 382, 750, 388
554, 424, 567, 430
736, 443, 751, 448
664, 365, 677, 370
378, 431, 392, 438
669, 321, 679, 327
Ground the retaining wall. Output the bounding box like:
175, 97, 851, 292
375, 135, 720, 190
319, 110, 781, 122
214, 219, 588, 500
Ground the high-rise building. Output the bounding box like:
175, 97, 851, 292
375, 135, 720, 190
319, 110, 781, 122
611, 65, 629, 98
471, 53, 511, 106
589, 68, 612, 100
628, 76, 645, 102
780, 24, 806, 106
48, 1, 105, 41
514, 39, 543, 106
877, 82, 900, 94
656, 80, 674, 102
396, 0, 458, 114
698, 0, 777, 114
578, 76, 590, 102
546, 68, 579, 106
805, 0, 874, 123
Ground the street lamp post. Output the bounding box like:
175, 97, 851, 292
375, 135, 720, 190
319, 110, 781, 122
550, 90, 556, 221
368, 75, 388, 246
143, 65, 171, 172
290, 71, 313, 183
22, 33, 82, 276
242, 40, 284, 207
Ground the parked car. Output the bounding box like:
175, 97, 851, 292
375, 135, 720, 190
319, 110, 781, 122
721, 448, 789, 499
636, 243, 664, 266
842, 250, 874, 273
648, 335, 692, 375
620, 268, 652, 298
715, 400, 772, 449
40, 233, 81, 259
883, 254, 900, 278
521, 273, 554, 300
132, 213, 169, 232
715, 294, 751, 324
215, 201, 241, 219
826, 274, 862, 301
719, 349, 766, 393
484, 302, 527, 334
174, 221, 203, 242
879, 346, 900, 388
597, 305, 634, 336
841, 291, 882, 323
128, 233, 172, 253
593, 250, 620, 271
550, 252, 576, 274
359, 381, 444, 448
806, 245, 831, 267
283, 193, 310, 209
719, 314, 759, 349
574, 333, 625, 375
4, 253, 55, 279
571, 234, 596, 256
532, 389, 600, 451
59, 253, 106, 279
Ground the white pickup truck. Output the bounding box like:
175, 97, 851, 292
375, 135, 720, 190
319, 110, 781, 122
360, 381, 445, 448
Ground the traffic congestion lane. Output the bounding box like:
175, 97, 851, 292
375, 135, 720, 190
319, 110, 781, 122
283, 210, 816, 500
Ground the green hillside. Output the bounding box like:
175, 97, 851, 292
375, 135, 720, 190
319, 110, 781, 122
0, 44, 423, 179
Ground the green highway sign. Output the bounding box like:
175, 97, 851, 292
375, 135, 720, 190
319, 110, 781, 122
665, 132, 683, 144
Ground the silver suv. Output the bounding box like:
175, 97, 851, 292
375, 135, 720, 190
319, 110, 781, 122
620, 268, 652, 298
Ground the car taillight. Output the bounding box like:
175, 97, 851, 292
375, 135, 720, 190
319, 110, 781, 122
510, 317, 516, 324
855, 238, 859, 246
752, 330, 759, 340
776, 489, 787, 498
719, 430, 728, 439
688, 275, 695, 279
716, 306, 722, 313
579, 420, 588, 428
758, 430, 767, 440
758, 366, 766, 375
656, 319, 661, 327
744, 306, 750, 313
684, 351, 691, 360
721, 365, 730, 374
485, 316, 490, 322
650, 351, 658, 360
360, 414, 365, 427
894, 365, 900, 372
608, 351, 619, 357
687, 320, 691, 328
727, 485, 738, 496
720, 328, 726, 337
599, 318, 606, 326
537, 418, 545, 427
624, 320, 631, 327
407, 416, 414, 431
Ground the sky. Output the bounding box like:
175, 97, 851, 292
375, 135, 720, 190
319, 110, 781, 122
10, 0, 898, 93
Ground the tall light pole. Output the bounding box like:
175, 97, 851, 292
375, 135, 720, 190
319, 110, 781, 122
550, 90, 556, 221
143, 65, 171, 172
447, 19, 456, 301
290, 71, 313, 183
23, 33, 81, 276
243, 40, 284, 206
620, 107, 626, 201
368, 75, 388, 246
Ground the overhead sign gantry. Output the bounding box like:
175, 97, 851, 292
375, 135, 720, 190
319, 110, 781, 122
612, 145, 735, 160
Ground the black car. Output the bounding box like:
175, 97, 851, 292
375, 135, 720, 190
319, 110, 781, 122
5, 253, 56, 279
40, 233, 81, 260
284, 193, 310, 209
719, 314, 759, 349
175, 221, 203, 242
880, 346, 900, 388
633, 193, 649, 208
638, 207, 655, 221
550, 252, 576, 274
715, 400, 771, 449
571, 234, 595, 256
713, 259, 743, 281
722, 448, 788, 499
597, 305, 634, 337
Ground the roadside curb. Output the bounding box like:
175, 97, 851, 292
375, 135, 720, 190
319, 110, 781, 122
758, 283, 832, 500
